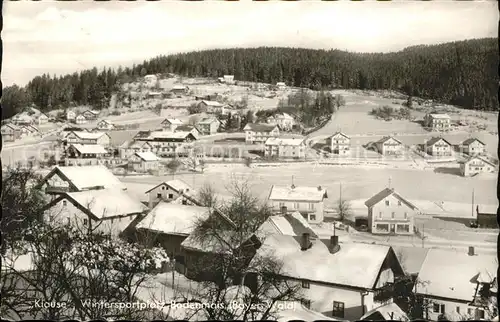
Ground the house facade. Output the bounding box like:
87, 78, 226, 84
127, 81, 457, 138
250, 234, 405, 321
268, 184, 328, 223
134, 131, 196, 157
75, 115, 87, 124
276, 82, 287, 90
64, 144, 110, 166
424, 113, 451, 131
244, 123, 280, 144
375, 137, 404, 156
198, 100, 223, 113
161, 118, 184, 132
461, 138, 486, 156
65, 131, 111, 146
415, 248, 498, 321
1, 124, 21, 142
96, 120, 115, 131
129, 152, 160, 173
425, 137, 453, 157
174, 125, 200, 139
274, 113, 295, 130
460, 156, 496, 177
66, 110, 76, 121
145, 179, 195, 208
196, 118, 220, 135
119, 140, 156, 159
82, 110, 99, 120
264, 138, 306, 159
365, 188, 417, 235
171, 86, 189, 95
328, 132, 351, 156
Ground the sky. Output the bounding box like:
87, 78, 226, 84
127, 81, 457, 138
2, 0, 497, 87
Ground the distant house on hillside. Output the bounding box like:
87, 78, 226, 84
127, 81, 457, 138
66, 110, 77, 121
365, 187, 418, 235
1, 123, 21, 142
250, 235, 405, 320
414, 248, 498, 321
264, 138, 306, 159
129, 151, 160, 173
459, 155, 496, 177
174, 124, 200, 139
276, 82, 287, 90
274, 113, 295, 130
218, 75, 235, 84
198, 100, 223, 114
243, 123, 280, 144
42, 189, 147, 237
171, 85, 189, 95
161, 118, 184, 132
75, 114, 87, 125
12, 108, 49, 125
268, 184, 328, 223
460, 138, 486, 156
119, 140, 156, 159
425, 137, 452, 157
423, 113, 451, 132
196, 117, 220, 135
374, 136, 404, 156
37, 165, 126, 195
144, 179, 196, 209
144, 74, 158, 86
327, 132, 351, 156
259, 211, 318, 238
65, 144, 110, 166
81, 110, 100, 120
64, 131, 111, 146
96, 120, 115, 131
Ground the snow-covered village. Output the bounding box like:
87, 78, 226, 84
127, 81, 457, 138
1, 1, 498, 321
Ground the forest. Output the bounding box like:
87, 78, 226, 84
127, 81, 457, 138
2, 38, 498, 120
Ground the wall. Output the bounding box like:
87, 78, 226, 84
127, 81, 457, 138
424, 298, 489, 321
369, 194, 415, 235
465, 141, 485, 155
148, 184, 185, 208
270, 199, 324, 223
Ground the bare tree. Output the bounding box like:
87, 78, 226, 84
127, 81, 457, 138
181, 179, 304, 320
335, 199, 352, 222
196, 183, 219, 208
166, 159, 182, 179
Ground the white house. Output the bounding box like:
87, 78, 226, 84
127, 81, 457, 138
64, 131, 111, 146
161, 118, 184, 132
81, 110, 100, 120
365, 187, 418, 235
196, 117, 220, 135
65, 144, 110, 166
423, 113, 451, 131
144, 74, 158, 86
259, 211, 318, 239
461, 138, 486, 156
459, 156, 497, 177
244, 123, 280, 144
425, 137, 453, 157
144, 179, 196, 208
276, 82, 287, 90
171, 85, 189, 95
374, 136, 404, 156
274, 113, 295, 130
129, 151, 160, 173
75, 114, 87, 125
268, 184, 328, 223
38, 165, 126, 195
250, 234, 405, 320
328, 132, 351, 156
119, 140, 156, 159
1, 123, 21, 142
414, 248, 498, 321
198, 100, 223, 114
223, 75, 235, 84
264, 138, 306, 159
66, 110, 77, 121
96, 120, 115, 131
42, 189, 147, 237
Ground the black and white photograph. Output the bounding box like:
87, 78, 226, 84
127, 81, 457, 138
1, 1, 498, 321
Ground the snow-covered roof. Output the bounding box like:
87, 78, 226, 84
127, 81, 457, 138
268, 185, 327, 202
376, 136, 403, 145
1, 123, 20, 131
329, 131, 350, 140
144, 179, 194, 195
364, 188, 417, 210
244, 123, 278, 132
426, 137, 452, 147
149, 131, 194, 140
360, 302, 408, 321
477, 204, 498, 215
2, 252, 35, 272
392, 246, 429, 275
259, 212, 318, 238
414, 248, 497, 301
148, 91, 163, 96
197, 117, 219, 125
69, 144, 108, 154
172, 85, 188, 90
200, 100, 223, 107
265, 138, 305, 146
462, 155, 496, 167
428, 113, 450, 119
252, 234, 393, 289
134, 151, 159, 162
98, 120, 113, 125
83, 109, 100, 115
67, 131, 109, 140
276, 82, 286, 86
65, 189, 147, 219
276, 303, 344, 322
135, 202, 209, 235
275, 112, 293, 119
181, 229, 256, 254
163, 118, 184, 125
45, 165, 126, 191
462, 137, 486, 146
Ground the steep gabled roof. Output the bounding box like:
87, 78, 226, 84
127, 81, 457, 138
200, 100, 223, 107
462, 138, 486, 146
39, 165, 126, 191
134, 151, 159, 162
461, 155, 496, 167
68, 144, 108, 155
376, 136, 403, 145
364, 188, 417, 210
144, 179, 195, 195
244, 123, 279, 133
268, 185, 327, 202
329, 131, 350, 140
426, 137, 452, 147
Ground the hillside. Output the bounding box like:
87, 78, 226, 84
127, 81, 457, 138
2, 38, 498, 120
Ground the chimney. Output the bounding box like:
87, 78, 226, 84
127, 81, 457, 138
329, 235, 340, 254
318, 185, 322, 191
281, 206, 288, 215
468, 246, 475, 256
301, 233, 311, 251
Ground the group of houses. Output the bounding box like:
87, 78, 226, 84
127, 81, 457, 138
66, 109, 101, 125
31, 164, 497, 321
1, 123, 41, 142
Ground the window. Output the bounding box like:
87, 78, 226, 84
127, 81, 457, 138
62, 200, 67, 206
162, 186, 166, 190
376, 224, 389, 232
309, 214, 316, 221
476, 309, 485, 319
294, 202, 300, 209
385, 200, 390, 206
379, 212, 382, 218
157, 193, 162, 198
456, 306, 460, 314
391, 212, 395, 218
168, 194, 174, 199
309, 203, 315, 210
332, 301, 345, 318
302, 280, 310, 289
433, 303, 445, 314
467, 308, 473, 316
398, 201, 402, 206
83, 219, 88, 226
404, 212, 408, 219
279, 202, 285, 209
397, 224, 410, 233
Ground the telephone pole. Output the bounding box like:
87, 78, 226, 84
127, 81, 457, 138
471, 188, 475, 218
